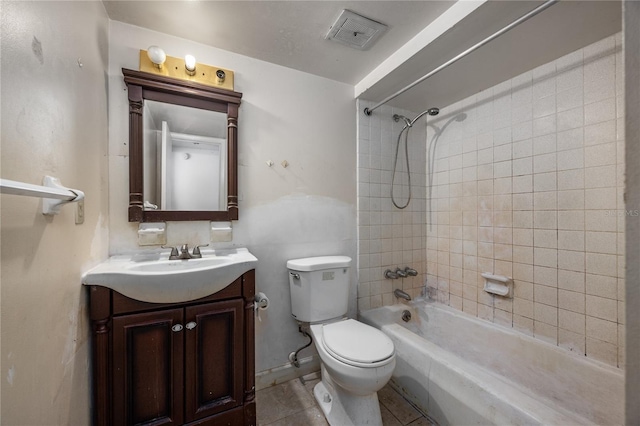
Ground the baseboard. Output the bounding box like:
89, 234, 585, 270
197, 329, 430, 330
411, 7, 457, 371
255, 355, 321, 391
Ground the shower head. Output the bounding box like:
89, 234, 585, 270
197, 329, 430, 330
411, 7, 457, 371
394, 107, 440, 129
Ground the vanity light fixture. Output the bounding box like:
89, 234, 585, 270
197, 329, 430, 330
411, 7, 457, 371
146, 46, 166, 70
139, 49, 235, 90
185, 54, 196, 76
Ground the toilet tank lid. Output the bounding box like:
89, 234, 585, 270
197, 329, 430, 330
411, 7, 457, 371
287, 256, 351, 272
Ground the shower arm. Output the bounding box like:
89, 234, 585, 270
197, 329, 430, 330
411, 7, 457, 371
363, 0, 558, 116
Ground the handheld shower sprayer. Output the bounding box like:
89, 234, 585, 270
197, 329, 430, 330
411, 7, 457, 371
393, 108, 439, 129
391, 106, 440, 209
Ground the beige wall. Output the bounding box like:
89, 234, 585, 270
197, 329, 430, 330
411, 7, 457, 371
424, 34, 625, 367
107, 22, 357, 374
0, 2, 109, 424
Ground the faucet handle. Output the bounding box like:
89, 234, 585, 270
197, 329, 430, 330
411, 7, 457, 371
404, 267, 418, 276
384, 269, 399, 279
395, 268, 408, 278
162, 245, 179, 259
192, 244, 209, 258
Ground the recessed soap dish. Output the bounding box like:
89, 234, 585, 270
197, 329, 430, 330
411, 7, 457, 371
481, 272, 513, 297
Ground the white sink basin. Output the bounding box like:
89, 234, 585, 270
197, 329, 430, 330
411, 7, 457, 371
127, 257, 230, 273
82, 248, 258, 303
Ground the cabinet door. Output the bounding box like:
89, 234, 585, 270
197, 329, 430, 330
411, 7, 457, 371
184, 299, 244, 422
112, 308, 184, 426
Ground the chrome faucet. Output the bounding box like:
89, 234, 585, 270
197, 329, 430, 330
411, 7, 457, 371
177, 244, 193, 259
166, 244, 209, 260
385, 267, 419, 279
394, 289, 412, 301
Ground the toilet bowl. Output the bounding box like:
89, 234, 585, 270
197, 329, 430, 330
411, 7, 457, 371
309, 319, 395, 425
287, 256, 396, 426
310, 319, 395, 395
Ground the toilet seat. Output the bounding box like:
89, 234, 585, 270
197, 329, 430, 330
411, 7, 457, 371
320, 319, 394, 368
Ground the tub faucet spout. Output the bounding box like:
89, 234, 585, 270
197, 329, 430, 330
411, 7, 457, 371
394, 289, 412, 301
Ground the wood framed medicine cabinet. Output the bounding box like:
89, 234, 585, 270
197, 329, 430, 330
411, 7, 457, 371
123, 68, 242, 222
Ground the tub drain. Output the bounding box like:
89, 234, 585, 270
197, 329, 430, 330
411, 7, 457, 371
402, 310, 411, 322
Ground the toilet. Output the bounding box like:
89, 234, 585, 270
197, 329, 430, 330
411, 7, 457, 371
287, 256, 395, 426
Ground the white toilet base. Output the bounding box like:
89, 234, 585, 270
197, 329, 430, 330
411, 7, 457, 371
313, 367, 383, 426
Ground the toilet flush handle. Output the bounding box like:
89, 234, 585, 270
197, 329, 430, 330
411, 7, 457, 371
290, 272, 300, 280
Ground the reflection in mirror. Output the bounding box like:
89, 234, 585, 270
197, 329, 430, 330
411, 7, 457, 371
142, 101, 228, 211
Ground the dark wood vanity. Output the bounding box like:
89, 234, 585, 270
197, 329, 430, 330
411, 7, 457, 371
88, 271, 256, 426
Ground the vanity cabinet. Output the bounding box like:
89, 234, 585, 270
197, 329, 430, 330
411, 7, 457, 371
88, 271, 256, 426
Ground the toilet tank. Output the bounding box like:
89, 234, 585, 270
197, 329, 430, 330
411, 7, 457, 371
287, 256, 351, 323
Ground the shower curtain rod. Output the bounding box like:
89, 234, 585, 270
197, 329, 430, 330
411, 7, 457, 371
363, 0, 559, 116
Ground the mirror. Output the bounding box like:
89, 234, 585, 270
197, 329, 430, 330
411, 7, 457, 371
123, 68, 242, 222
143, 101, 227, 211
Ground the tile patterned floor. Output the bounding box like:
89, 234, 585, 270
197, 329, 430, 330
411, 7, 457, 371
256, 372, 437, 426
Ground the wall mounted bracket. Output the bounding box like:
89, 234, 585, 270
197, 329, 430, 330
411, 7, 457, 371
0, 176, 85, 223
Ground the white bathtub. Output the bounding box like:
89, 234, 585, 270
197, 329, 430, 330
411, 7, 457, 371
360, 301, 623, 425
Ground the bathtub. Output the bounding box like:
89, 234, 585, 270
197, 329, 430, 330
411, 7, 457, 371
360, 301, 624, 425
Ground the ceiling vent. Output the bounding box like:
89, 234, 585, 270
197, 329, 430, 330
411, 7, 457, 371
325, 10, 387, 51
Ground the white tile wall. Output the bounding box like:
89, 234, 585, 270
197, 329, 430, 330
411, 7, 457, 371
356, 102, 427, 310
423, 34, 625, 368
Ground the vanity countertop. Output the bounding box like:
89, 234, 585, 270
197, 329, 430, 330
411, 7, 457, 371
82, 247, 257, 303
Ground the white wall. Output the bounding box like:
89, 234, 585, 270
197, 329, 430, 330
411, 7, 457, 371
0, 2, 109, 423
107, 22, 357, 374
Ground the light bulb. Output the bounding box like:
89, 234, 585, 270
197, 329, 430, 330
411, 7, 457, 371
185, 54, 196, 75
147, 46, 166, 69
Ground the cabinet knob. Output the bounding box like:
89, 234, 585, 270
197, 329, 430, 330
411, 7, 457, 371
186, 321, 197, 330
172, 324, 183, 332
